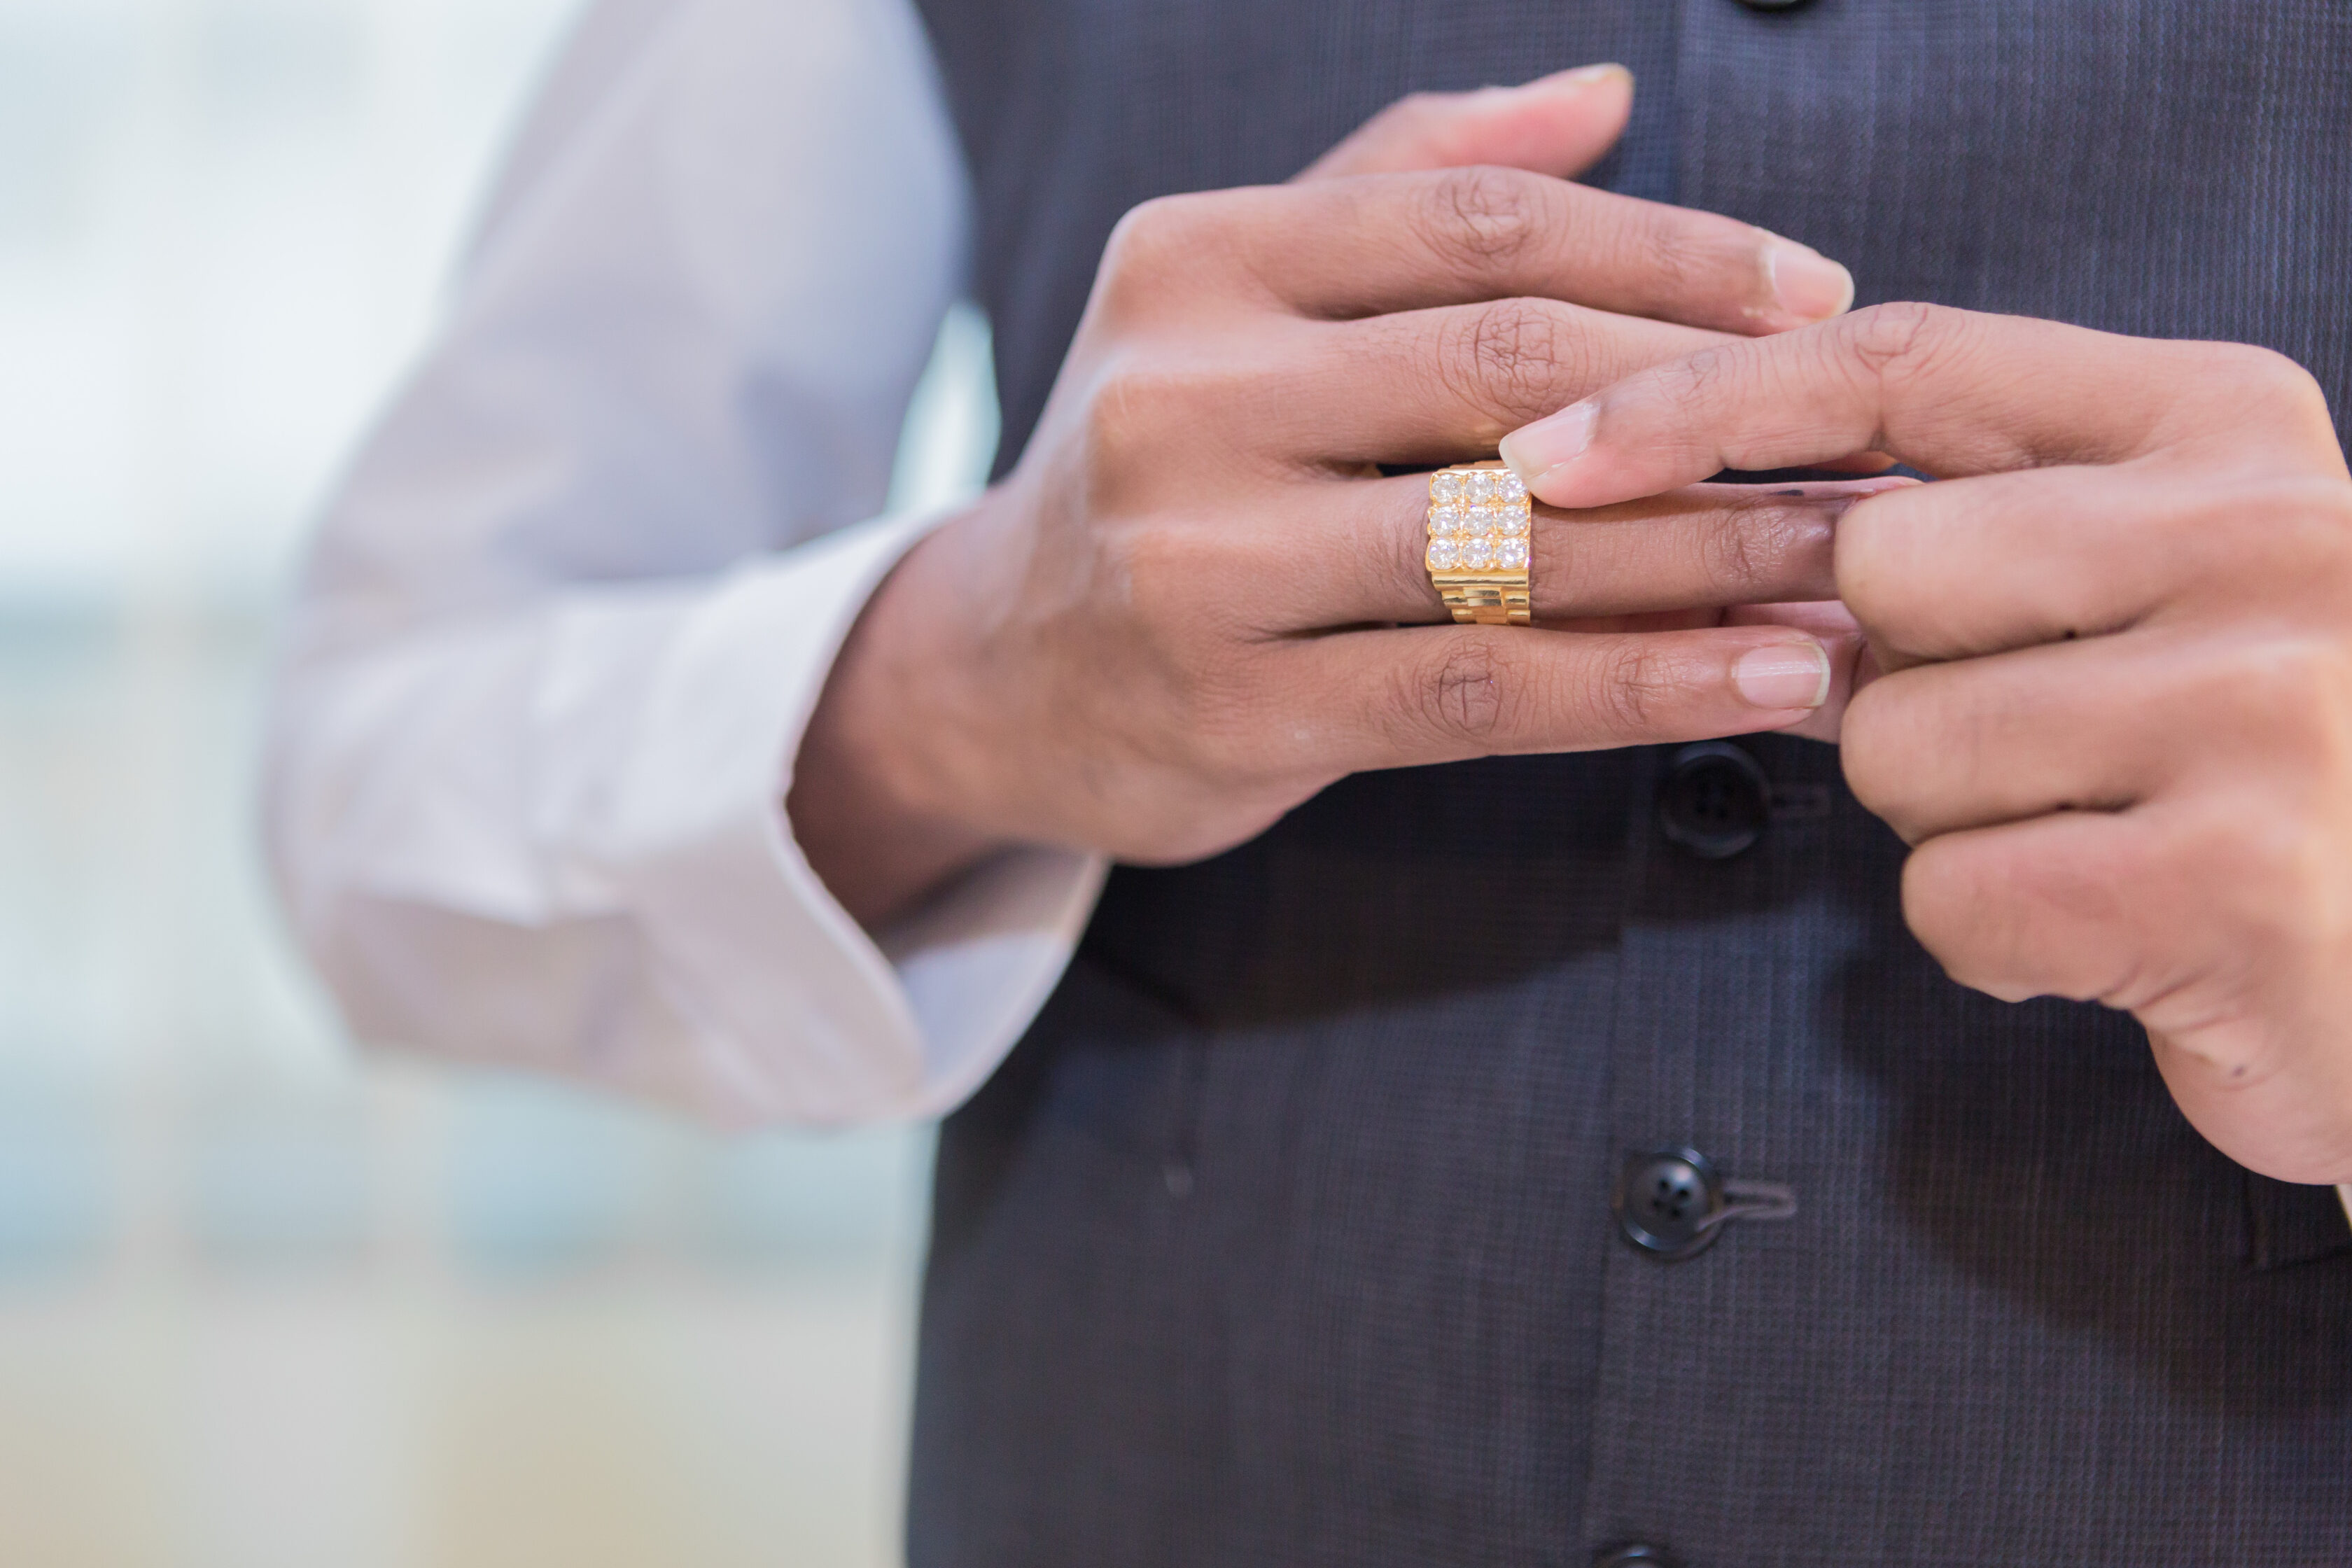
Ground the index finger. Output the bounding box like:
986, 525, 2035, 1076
1293, 64, 1637, 184
1135, 164, 1853, 337
1497, 302, 2339, 510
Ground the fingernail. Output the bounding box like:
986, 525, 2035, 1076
1734, 640, 1832, 710
1499, 401, 1595, 495
1762, 237, 1855, 323
1557, 62, 1632, 89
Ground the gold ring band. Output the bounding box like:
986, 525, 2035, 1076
1426, 461, 1532, 625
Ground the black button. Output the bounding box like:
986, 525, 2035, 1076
1658, 741, 1769, 860
1614, 1147, 1725, 1260
1595, 1546, 1683, 1568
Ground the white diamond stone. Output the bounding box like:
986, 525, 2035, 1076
1427, 538, 1461, 570
1494, 470, 1528, 502
1463, 537, 1496, 570
1466, 471, 1498, 503
1430, 472, 1464, 503
1430, 505, 1467, 536
1495, 536, 1530, 569
1499, 505, 1530, 537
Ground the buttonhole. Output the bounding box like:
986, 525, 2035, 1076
1768, 783, 1833, 821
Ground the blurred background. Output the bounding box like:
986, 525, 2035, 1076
0, 0, 999, 1562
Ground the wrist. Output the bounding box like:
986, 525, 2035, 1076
789, 521, 1012, 928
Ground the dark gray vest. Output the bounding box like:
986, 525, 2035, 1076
904, 4, 2352, 1562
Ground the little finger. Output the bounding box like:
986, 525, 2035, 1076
1900, 804, 2352, 1183
1273, 622, 1835, 775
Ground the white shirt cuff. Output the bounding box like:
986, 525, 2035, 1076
605, 509, 1105, 1126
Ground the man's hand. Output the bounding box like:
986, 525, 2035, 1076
1503, 302, 2352, 1184
791, 66, 1874, 927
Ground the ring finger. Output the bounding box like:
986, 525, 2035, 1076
1243, 474, 1900, 631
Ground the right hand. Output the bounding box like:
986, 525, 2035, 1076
794, 66, 1880, 925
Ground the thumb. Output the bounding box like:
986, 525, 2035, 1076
1295, 63, 1634, 183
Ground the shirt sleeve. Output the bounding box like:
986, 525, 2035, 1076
263, 0, 1107, 1128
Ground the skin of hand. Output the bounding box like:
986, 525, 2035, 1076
1502, 301, 2352, 1184
790, 64, 1884, 929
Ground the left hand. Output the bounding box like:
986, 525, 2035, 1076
1501, 302, 2352, 1184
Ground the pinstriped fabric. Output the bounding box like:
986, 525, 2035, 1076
916, 754, 1644, 1564
905, 2, 2352, 1562
1676, 0, 2352, 446
1582, 734, 2346, 1564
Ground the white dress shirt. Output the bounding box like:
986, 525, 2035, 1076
267, 0, 1103, 1127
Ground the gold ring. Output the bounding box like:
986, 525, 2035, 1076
1426, 461, 1532, 625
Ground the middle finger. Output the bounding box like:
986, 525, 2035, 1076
1291, 301, 1727, 463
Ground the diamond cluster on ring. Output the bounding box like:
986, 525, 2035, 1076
1427, 468, 1532, 573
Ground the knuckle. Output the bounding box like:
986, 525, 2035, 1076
2242, 475, 2352, 580
1897, 836, 1986, 946
1831, 491, 1903, 618
1839, 300, 1947, 373
1418, 165, 1545, 274
2230, 345, 2337, 440
2227, 635, 2343, 717
1443, 297, 1577, 420
1835, 682, 1912, 822
2295, 472, 2352, 531
1834, 484, 1945, 638
2186, 806, 2287, 896
1583, 639, 1672, 736
2210, 341, 2320, 400
1105, 192, 1212, 263
1401, 638, 1511, 747
1079, 372, 1161, 480
1709, 494, 1816, 591
1662, 341, 1746, 413
1109, 517, 1213, 621
1082, 357, 1216, 480
1827, 301, 1972, 444
1098, 192, 1224, 310
2157, 806, 2317, 967
1699, 505, 1770, 594
2213, 636, 2352, 756
1833, 300, 1970, 405
2126, 344, 2331, 473
1903, 834, 2110, 1005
